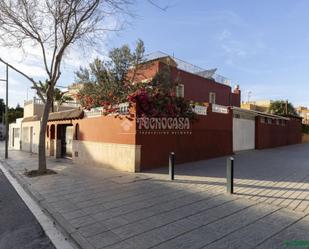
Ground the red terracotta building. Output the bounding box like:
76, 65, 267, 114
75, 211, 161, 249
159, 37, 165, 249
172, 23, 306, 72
45, 53, 301, 172
129, 52, 241, 107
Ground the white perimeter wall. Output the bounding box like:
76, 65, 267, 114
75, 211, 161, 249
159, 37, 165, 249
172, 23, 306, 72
21, 121, 41, 153
9, 122, 21, 150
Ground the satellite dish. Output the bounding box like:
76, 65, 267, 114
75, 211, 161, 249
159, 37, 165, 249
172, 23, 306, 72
196, 68, 217, 79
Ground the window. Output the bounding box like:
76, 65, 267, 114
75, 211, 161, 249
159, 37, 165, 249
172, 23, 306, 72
176, 84, 184, 98
276, 119, 280, 125
267, 118, 272, 124
50, 125, 55, 140
233, 114, 241, 119
209, 92, 216, 104
13, 128, 20, 138
22, 127, 29, 142
261, 117, 265, 123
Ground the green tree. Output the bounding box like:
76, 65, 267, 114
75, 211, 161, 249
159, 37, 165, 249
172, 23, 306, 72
76, 41, 196, 119
0, 0, 131, 174
54, 88, 73, 111
268, 100, 298, 116
0, 99, 5, 123
0, 99, 22, 124
76, 39, 146, 108
302, 124, 309, 134
8, 104, 23, 124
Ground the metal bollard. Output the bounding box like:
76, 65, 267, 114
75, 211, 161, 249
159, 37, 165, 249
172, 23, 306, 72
227, 157, 234, 194
169, 152, 175, 180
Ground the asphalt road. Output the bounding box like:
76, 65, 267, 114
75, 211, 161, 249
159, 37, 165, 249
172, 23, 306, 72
0, 169, 55, 249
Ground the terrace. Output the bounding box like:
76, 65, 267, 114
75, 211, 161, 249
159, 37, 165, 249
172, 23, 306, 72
144, 51, 232, 86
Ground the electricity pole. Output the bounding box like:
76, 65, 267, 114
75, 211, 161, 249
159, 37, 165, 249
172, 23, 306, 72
0, 63, 8, 159
5, 63, 8, 159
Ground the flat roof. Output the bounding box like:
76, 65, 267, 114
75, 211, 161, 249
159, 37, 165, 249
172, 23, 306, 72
232, 107, 290, 120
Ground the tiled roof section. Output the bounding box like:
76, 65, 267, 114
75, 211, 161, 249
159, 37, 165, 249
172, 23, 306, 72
48, 109, 84, 121
22, 115, 40, 123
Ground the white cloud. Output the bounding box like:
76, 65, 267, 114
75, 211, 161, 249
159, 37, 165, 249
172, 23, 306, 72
194, 10, 248, 28
0, 38, 111, 106
215, 28, 267, 69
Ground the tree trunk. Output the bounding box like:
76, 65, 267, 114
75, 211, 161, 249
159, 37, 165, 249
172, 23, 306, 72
38, 88, 53, 173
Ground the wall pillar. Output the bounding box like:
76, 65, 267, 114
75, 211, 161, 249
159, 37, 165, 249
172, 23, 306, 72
54, 124, 62, 158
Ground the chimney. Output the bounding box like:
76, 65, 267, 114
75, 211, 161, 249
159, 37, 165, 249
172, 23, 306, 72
233, 84, 240, 93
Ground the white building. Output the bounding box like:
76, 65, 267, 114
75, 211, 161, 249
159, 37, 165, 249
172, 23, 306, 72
9, 118, 22, 149
9, 97, 79, 153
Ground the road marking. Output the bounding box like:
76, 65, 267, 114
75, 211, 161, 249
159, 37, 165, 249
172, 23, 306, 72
0, 162, 76, 249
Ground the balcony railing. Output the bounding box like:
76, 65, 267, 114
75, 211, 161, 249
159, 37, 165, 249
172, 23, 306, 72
84, 103, 130, 118
24, 97, 80, 108
24, 97, 44, 106
60, 101, 80, 108
144, 51, 232, 86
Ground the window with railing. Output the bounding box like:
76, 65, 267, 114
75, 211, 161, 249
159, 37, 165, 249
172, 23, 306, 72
209, 92, 216, 104
176, 84, 184, 98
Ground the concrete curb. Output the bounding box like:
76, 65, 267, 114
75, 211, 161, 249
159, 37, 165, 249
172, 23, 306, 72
0, 158, 95, 249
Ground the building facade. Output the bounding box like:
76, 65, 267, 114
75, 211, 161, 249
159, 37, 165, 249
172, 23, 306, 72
44, 55, 301, 172
9, 97, 78, 153
296, 106, 309, 124
233, 107, 301, 151
9, 118, 22, 149
46, 104, 234, 172
46, 103, 302, 172
8, 54, 303, 172
129, 54, 241, 107
241, 100, 272, 112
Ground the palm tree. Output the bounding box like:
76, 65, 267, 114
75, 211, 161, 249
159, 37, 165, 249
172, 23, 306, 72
34, 81, 73, 112
54, 88, 73, 112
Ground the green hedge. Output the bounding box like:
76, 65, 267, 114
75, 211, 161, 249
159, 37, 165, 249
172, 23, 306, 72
302, 124, 309, 134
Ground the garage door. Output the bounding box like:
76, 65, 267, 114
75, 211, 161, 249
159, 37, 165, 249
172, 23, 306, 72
233, 118, 255, 151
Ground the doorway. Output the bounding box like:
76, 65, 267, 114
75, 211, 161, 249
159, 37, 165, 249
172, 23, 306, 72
61, 125, 73, 158
30, 127, 34, 153
233, 117, 255, 151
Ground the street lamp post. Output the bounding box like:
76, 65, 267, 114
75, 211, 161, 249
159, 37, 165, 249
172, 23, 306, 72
0, 63, 8, 159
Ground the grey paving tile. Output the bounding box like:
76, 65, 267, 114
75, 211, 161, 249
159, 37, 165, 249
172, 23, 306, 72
70, 215, 97, 228
3, 143, 309, 249
255, 227, 309, 249
187, 198, 254, 226
124, 219, 199, 249
153, 227, 218, 249
204, 234, 253, 249
205, 209, 305, 249
78, 222, 109, 238
62, 209, 88, 220
87, 231, 122, 249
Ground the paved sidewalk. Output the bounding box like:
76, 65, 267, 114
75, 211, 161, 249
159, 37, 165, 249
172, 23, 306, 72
146, 143, 309, 214
1, 143, 309, 249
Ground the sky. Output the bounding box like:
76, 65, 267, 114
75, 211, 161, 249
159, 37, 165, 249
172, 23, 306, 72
0, 0, 309, 107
